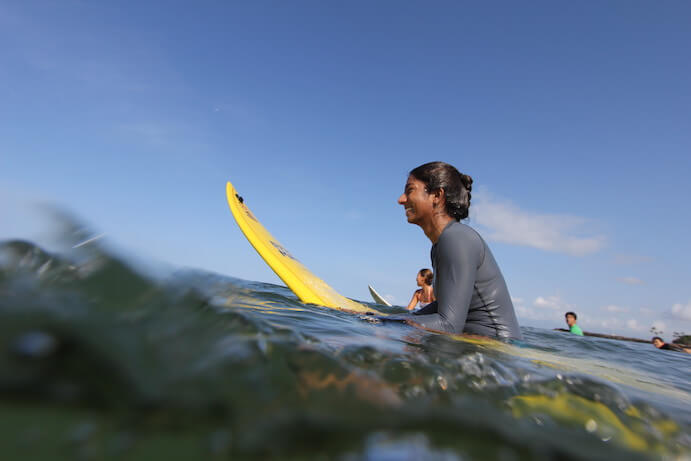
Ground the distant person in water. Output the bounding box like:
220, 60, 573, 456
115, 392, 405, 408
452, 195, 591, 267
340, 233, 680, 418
565, 312, 583, 336
651, 337, 691, 354
395, 161, 522, 339
406, 268, 436, 311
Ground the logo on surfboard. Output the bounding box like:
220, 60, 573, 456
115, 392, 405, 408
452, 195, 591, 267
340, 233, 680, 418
243, 208, 259, 222
270, 240, 298, 261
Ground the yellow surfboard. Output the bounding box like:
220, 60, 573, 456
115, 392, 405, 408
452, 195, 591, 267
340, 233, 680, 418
226, 181, 376, 314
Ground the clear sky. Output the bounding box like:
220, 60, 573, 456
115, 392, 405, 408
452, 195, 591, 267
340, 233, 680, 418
2, 1, 690, 339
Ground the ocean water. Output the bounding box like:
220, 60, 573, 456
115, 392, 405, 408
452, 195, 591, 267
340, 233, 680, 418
0, 230, 689, 460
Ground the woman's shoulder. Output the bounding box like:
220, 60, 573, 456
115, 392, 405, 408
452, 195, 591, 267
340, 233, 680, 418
437, 222, 486, 262
440, 221, 483, 245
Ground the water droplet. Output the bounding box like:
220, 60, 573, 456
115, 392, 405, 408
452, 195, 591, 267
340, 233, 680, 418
11, 331, 58, 358
585, 419, 598, 432
257, 336, 268, 355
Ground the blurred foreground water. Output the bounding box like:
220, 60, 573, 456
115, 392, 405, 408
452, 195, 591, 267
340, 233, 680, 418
0, 229, 689, 460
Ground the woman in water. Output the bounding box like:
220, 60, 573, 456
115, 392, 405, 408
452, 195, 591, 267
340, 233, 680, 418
406, 268, 436, 311
408, 269, 434, 311
396, 161, 522, 339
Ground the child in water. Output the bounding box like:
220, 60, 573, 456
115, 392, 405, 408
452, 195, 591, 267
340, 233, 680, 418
407, 268, 435, 311
565, 311, 584, 336
651, 337, 691, 354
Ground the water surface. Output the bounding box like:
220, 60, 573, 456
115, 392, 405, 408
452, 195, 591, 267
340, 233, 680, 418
0, 235, 689, 460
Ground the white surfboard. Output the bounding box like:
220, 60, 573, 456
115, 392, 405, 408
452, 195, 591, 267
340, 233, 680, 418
368, 285, 392, 306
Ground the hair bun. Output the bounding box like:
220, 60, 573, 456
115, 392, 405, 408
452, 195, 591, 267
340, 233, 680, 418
461, 174, 473, 192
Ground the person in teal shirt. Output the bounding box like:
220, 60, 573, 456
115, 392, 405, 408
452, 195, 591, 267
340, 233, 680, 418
565, 311, 584, 336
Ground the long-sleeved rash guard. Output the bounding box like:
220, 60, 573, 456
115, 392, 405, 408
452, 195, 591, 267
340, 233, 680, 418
410, 221, 522, 339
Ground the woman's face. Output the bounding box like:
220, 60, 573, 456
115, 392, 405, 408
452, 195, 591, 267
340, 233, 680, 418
398, 176, 435, 226
416, 273, 424, 286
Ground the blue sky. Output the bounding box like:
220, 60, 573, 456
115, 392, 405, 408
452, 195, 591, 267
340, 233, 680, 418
2, 1, 690, 339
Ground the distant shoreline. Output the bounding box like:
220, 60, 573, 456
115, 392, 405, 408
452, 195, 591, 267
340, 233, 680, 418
553, 328, 650, 344
553, 328, 691, 347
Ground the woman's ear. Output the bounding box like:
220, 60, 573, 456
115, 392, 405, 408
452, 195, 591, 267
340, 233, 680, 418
432, 188, 445, 208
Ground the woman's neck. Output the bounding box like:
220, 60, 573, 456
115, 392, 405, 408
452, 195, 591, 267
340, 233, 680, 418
420, 285, 434, 302
422, 213, 454, 243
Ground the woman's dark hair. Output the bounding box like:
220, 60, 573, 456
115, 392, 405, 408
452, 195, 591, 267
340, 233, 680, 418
418, 268, 433, 286
409, 162, 473, 221
565, 311, 577, 320
651, 336, 663, 343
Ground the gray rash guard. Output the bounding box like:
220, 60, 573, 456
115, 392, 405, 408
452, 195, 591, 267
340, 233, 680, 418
411, 221, 522, 340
